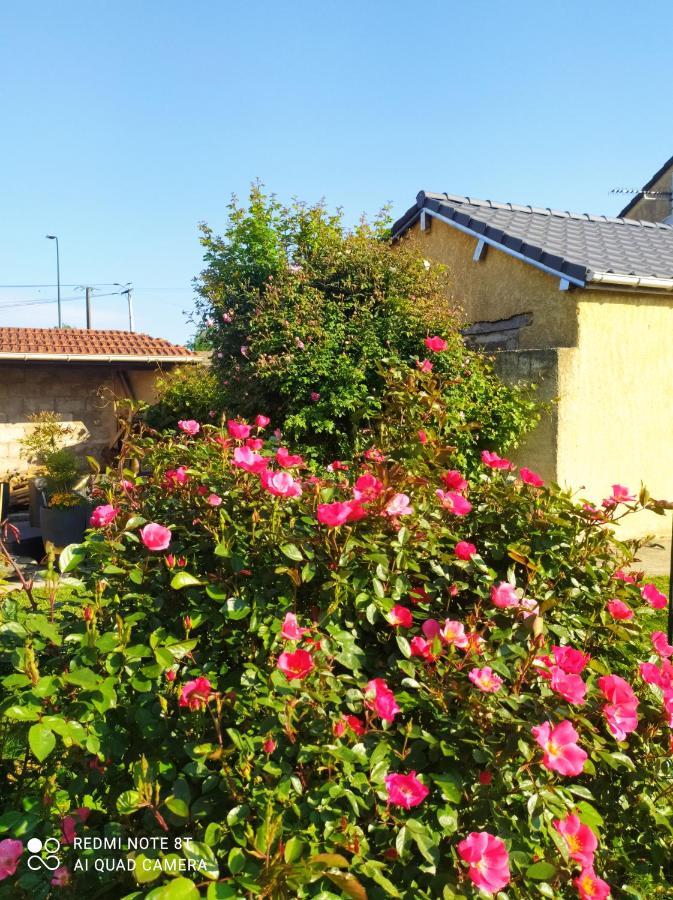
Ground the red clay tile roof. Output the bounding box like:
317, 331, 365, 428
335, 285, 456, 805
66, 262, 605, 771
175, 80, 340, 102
0, 328, 195, 359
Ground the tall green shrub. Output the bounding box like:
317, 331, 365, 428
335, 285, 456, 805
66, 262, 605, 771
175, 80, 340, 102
189, 185, 537, 462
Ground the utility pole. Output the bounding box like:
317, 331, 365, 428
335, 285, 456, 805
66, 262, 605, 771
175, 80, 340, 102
85, 287, 92, 329
122, 285, 134, 332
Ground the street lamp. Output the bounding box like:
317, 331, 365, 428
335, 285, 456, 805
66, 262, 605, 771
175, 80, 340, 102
45, 235, 61, 327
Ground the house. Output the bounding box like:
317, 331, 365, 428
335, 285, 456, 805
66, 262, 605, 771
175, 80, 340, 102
391, 191, 673, 538
0, 327, 198, 477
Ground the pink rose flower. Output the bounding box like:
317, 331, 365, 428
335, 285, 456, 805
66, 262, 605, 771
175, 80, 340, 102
89, 504, 119, 528
246, 437, 264, 450
383, 493, 413, 517
519, 466, 544, 487
260, 470, 302, 498
227, 419, 252, 440
491, 581, 519, 609
424, 335, 448, 352
454, 540, 476, 560
165, 466, 190, 488
652, 631, 673, 658
51, 866, 71, 887
531, 720, 588, 776
280, 612, 310, 641
549, 667, 587, 705
384, 772, 429, 809
178, 419, 200, 436
277, 649, 314, 680
233, 445, 269, 474
598, 674, 639, 740
276, 447, 304, 468
469, 666, 503, 693
262, 737, 277, 754
441, 469, 468, 491
457, 832, 510, 895
387, 605, 413, 628
334, 714, 366, 737
418, 429, 428, 444
552, 645, 590, 674
206, 493, 222, 506
481, 450, 513, 470
436, 490, 472, 515
317, 500, 367, 527
640, 661, 662, 686
642, 583, 668, 610
255, 414, 270, 428
352, 473, 384, 503
574, 868, 611, 900
365, 678, 400, 722
607, 599, 633, 620
140, 523, 172, 551
179, 676, 213, 710
410, 635, 439, 661
553, 813, 597, 867
440, 619, 469, 648
604, 483, 636, 507
310, 391, 320, 402
0, 839, 23, 880
417, 358, 433, 373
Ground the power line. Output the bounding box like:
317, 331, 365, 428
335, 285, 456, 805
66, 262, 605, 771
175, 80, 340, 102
0, 290, 124, 311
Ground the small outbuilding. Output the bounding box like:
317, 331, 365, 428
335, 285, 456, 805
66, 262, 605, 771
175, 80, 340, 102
0, 327, 197, 477
392, 191, 673, 538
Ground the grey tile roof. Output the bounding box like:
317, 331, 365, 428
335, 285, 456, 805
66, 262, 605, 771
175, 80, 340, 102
391, 191, 673, 285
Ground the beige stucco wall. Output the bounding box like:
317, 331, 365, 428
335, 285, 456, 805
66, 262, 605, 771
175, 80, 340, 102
0, 362, 184, 478
404, 219, 579, 348
401, 216, 673, 538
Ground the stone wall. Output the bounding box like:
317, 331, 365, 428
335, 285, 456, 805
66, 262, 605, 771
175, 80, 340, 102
0, 362, 181, 478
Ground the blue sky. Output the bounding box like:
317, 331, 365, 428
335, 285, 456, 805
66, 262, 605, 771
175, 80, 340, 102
1, 1, 671, 343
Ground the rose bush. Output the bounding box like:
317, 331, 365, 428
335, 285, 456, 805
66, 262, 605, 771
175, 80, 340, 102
0, 346, 672, 899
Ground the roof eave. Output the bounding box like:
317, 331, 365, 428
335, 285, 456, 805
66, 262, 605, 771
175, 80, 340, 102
586, 271, 673, 292
0, 352, 199, 364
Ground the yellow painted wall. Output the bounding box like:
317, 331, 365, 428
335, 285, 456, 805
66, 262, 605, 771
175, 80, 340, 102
557, 295, 673, 537
404, 219, 579, 348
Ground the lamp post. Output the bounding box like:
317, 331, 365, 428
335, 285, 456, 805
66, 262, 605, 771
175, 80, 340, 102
45, 235, 61, 327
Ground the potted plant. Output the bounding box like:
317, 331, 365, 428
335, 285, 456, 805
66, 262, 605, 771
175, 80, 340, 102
19, 412, 84, 526
39, 490, 89, 548
38, 448, 89, 548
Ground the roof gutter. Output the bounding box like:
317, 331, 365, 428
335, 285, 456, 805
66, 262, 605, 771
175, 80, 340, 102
0, 353, 200, 364
422, 208, 587, 288
587, 271, 673, 292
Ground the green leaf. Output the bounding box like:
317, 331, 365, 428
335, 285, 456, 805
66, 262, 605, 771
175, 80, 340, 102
165, 796, 190, 819
284, 836, 305, 864
170, 572, 202, 590
3, 704, 40, 721
63, 667, 102, 689
280, 542, 303, 561
59, 543, 85, 572
227, 847, 246, 875
117, 790, 143, 815
223, 597, 250, 620
526, 861, 557, 880
183, 840, 219, 880
28, 724, 56, 762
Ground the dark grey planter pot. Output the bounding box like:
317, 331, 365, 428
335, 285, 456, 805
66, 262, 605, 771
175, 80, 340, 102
39, 504, 88, 548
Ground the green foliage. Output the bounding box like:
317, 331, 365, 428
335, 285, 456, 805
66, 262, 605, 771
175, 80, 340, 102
43, 448, 80, 493
188, 184, 538, 462
19, 412, 77, 465
0, 355, 671, 898
145, 365, 223, 431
